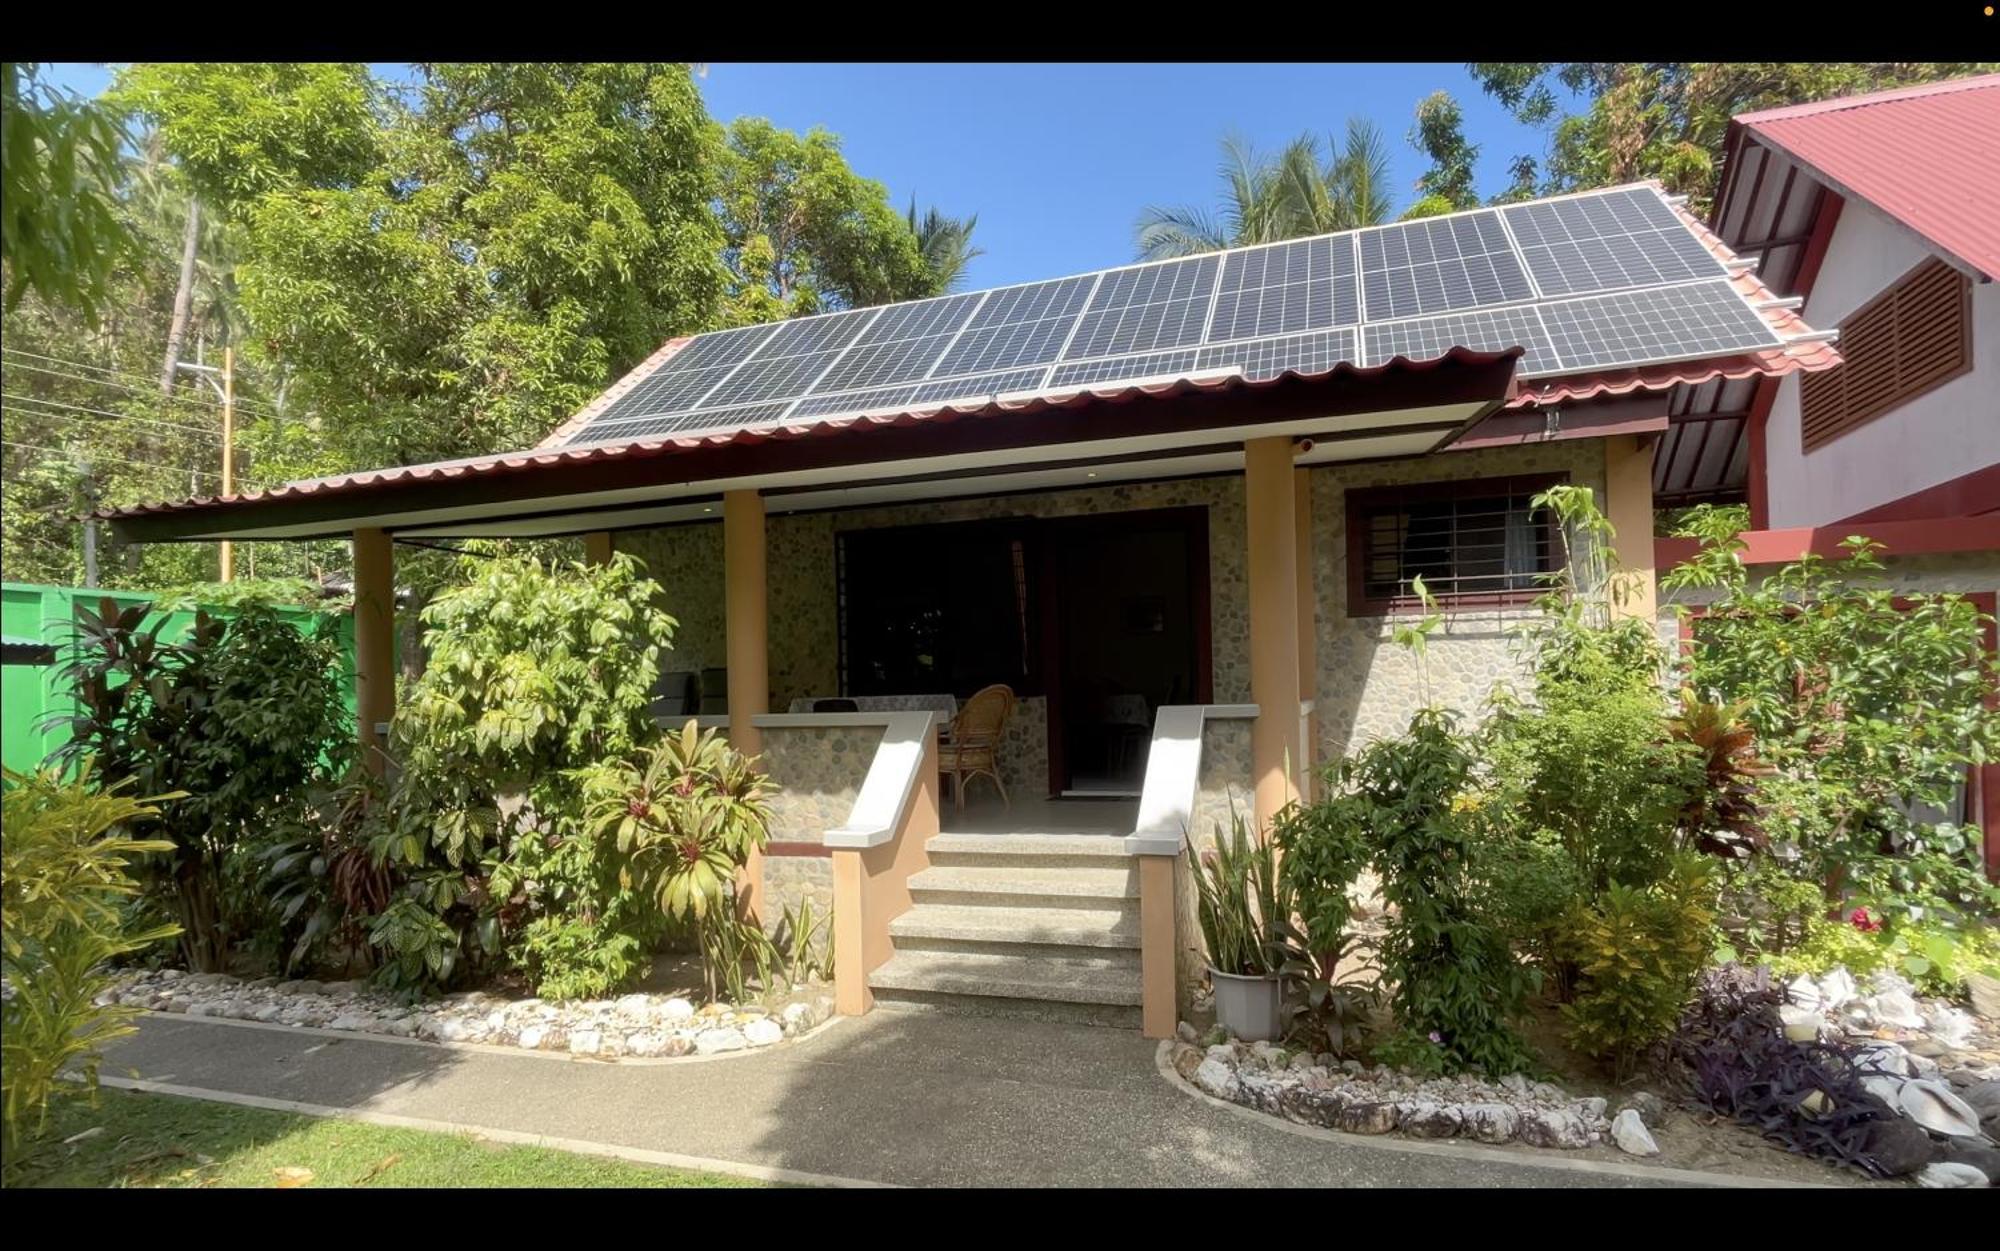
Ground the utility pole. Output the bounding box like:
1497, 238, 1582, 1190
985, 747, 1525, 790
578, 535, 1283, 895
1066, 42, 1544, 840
79, 458, 99, 587
172, 347, 237, 582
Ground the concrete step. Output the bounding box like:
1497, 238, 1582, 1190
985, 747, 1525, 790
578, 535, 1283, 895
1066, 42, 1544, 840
889, 902, 1142, 950
906, 864, 1139, 909
867, 948, 1142, 1009
868, 987, 1143, 1029
924, 832, 1134, 872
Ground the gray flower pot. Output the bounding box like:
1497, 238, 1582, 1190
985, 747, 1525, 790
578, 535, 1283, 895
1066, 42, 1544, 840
1210, 967, 1283, 1042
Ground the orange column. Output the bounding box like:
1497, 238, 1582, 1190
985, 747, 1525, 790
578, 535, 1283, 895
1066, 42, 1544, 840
352, 527, 395, 775
724, 489, 769, 922
1604, 435, 1659, 622
1245, 437, 1303, 832
1294, 465, 1317, 797
583, 531, 613, 565
1139, 855, 1176, 1038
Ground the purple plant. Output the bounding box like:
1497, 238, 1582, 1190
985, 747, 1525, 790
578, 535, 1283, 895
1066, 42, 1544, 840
1671, 965, 1903, 1176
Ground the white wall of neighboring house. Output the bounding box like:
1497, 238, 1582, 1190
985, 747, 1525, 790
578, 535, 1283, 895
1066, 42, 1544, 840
1764, 195, 2000, 528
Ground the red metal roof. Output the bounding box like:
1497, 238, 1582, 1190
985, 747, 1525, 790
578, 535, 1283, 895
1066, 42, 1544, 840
1730, 73, 2000, 281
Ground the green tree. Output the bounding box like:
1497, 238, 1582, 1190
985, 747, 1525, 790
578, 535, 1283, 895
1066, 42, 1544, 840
1135, 119, 1395, 260
907, 197, 983, 294
1470, 63, 1999, 211
715, 118, 935, 321
1, 63, 135, 325
1409, 90, 1479, 214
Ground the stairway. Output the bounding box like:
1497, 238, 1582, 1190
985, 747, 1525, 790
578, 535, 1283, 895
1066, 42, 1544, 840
868, 832, 1144, 1027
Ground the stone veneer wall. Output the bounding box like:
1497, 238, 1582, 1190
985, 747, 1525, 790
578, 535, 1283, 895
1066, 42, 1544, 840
1306, 439, 1609, 760
752, 723, 877, 964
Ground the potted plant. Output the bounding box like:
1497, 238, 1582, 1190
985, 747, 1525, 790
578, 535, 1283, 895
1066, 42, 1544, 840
1192, 803, 1287, 1041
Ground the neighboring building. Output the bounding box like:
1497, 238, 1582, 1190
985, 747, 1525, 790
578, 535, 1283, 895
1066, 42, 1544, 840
1656, 73, 2000, 878
104, 181, 1840, 1034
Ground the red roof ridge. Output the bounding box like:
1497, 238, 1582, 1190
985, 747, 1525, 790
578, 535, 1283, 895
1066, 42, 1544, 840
1735, 73, 2000, 126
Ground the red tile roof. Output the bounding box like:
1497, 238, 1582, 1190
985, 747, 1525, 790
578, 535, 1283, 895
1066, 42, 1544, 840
1730, 73, 2000, 281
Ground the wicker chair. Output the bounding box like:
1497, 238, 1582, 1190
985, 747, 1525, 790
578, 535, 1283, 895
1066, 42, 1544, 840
940, 683, 1016, 812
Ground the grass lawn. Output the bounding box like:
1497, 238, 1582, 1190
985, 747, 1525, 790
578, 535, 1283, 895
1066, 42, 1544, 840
9, 1088, 766, 1189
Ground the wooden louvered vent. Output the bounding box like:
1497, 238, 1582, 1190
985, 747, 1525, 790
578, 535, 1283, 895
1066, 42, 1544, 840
1800, 257, 1972, 452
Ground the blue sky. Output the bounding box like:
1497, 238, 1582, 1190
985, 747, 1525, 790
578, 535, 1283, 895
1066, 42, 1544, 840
48, 62, 1577, 290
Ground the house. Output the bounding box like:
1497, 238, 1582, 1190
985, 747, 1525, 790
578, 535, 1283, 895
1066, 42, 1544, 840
1654, 73, 2000, 877
105, 179, 1839, 1037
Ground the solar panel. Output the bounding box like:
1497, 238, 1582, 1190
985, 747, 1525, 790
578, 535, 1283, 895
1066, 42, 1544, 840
1209, 235, 1358, 340
1502, 188, 1729, 297
1533, 280, 1780, 372
1359, 212, 1534, 320
1063, 255, 1221, 359
556, 183, 1787, 449
1364, 307, 1559, 374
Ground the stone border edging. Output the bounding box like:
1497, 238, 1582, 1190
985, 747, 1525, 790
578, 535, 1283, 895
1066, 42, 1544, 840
94, 1074, 892, 1189
136, 1005, 847, 1066
1151, 1040, 1833, 1189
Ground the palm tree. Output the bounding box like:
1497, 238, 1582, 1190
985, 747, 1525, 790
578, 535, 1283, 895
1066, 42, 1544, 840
906, 199, 983, 295
1135, 118, 1395, 261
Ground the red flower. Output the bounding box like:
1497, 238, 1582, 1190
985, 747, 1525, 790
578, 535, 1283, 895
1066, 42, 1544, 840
1848, 907, 1880, 932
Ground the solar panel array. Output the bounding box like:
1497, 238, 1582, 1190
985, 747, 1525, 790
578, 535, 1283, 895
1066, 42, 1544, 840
560, 184, 1784, 448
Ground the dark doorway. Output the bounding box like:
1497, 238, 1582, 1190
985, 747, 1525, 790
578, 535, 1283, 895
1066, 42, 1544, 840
1041, 507, 1211, 797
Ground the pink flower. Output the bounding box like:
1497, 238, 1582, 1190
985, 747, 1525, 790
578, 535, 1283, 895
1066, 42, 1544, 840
1428, 1031, 1443, 1044
1848, 907, 1881, 933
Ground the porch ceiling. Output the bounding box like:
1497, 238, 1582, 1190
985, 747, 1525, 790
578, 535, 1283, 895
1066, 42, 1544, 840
105, 351, 1521, 543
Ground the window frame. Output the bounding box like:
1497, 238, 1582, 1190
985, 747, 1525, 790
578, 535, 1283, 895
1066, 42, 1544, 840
1799, 257, 1973, 452
1343, 471, 1569, 617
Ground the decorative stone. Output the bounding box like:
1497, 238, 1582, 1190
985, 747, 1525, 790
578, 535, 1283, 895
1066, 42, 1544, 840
782, 1002, 812, 1030
327, 1013, 374, 1032
1968, 973, 2000, 1023
1916, 1162, 1990, 1189
1193, 1058, 1240, 1101
1499, 1072, 1530, 1096
1816, 967, 1858, 1014
694, 1027, 747, 1055
1898, 1079, 1983, 1139
626, 1032, 666, 1058
1176, 1021, 1200, 1044
1518, 1108, 1593, 1149
1574, 1096, 1608, 1124
1278, 1086, 1344, 1128
517, 1025, 545, 1050
1860, 1117, 1936, 1177
1336, 1101, 1401, 1135
662, 997, 696, 1022
1172, 1043, 1204, 1081
322, 980, 364, 1000
569, 1028, 602, 1056
1397, 1101, 1462, 1138
616, 994, 652, 1016
744, 1018, 783, 1047
1610, 1108, 1659, 1157
1615, 1091, 1667, 1126
1461, 1103, 1519, 1144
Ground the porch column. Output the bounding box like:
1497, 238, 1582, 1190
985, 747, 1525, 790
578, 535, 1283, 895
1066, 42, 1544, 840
1603, 435, 1658, 622
1294, 466, 1318, 798
353, 527, 395, 775
583, 531, 614, 565
724, 488, 769, 922
1245, 437, 1303, 831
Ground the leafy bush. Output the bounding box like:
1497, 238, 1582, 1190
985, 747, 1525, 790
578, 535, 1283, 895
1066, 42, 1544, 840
374, 552, 679, 997
1191, 802, 1287, 978
1558, 856, 1718, 1077
257, 769, 394, 976
1664, 508, 1999, 929
1761, 911, 2000, 998
2, 766, 179, 1167
1272, 783, 1378, 1055
1322, 709, 1538, 1076
44, 599, 352, 971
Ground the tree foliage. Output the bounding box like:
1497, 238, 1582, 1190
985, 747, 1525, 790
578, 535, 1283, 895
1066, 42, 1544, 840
1135, 120, 1395, 260
1409, 90, 1480, 214
1469, 63, 2000, 212
2, 62, 135, 325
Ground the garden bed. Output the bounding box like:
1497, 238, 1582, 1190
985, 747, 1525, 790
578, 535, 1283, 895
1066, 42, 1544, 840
108, 964, 836, 1060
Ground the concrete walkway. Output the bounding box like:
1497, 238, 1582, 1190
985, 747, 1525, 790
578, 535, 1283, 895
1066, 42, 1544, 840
104, 1011, 1734, 1188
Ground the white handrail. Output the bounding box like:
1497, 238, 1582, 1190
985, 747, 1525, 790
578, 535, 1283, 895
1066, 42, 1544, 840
1125, 703, 1256, 856
815, 711, 939, 849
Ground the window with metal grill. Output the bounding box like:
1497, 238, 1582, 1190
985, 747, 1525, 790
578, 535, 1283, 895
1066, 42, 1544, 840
1345, 473, 1566, 615
1800, 258, 1972, 452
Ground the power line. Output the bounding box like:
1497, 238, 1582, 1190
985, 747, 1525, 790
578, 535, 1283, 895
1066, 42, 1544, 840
1, 392, 225, 439
1, 438, 257, 485
1, 350, 285, 420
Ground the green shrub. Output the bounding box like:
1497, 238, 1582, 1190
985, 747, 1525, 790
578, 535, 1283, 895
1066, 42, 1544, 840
1558, 856, 1718, 1078
1273, 781, 1378, 1055
1191, 802, 1287, 978
1322, 709, 1538, 1076
1762, 913, 2000, 998
44, 599, 351, 971
1, 766, 179, 1167
373, 552, 679, 997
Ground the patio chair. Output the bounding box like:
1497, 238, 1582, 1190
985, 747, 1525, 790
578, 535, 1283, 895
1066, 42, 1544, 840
940, 683, 1015, 812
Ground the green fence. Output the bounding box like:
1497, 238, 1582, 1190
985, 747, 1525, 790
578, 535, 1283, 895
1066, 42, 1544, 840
1, 582, 356, 775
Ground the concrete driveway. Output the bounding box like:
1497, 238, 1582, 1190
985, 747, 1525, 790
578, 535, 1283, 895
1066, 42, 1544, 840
102, 1009, 1756, 1188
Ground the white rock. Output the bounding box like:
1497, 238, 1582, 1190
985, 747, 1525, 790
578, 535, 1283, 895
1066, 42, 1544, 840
782, 1002, 811, 1028
1780, 1004, 1822, 1041
1462, 1103, 1520, 1143
327, 1013, 374, 1032
1816, 967, 1858, 1013
1898, 1079, 1983, 1139
744, 1018, 783, 1047
1917, 1162, 1990, 1189
1927, 1005, 1977, 1050
1785, 974, 1822, 1011
662, 997, 696, 1022
1855, 1041, 1914, 1077
569, 1029, 602, 1055
517, 1025, 545, 1050
1611, 1108, 1660, 1157
616, 993, 652, 1016
1193, 1058, 1241, 1100
694, 1027, 747, 1054
626, 1032, 666, 1057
